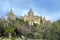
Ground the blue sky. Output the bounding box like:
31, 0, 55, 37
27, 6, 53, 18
0, 0, 60, 21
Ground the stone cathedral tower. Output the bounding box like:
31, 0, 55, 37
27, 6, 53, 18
28, 8, 34, 16
8, 9, 15, 21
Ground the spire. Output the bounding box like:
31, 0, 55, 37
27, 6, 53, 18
9, 9, 13, 13
28, 8, 34, 16
30, 8, 32, 12
10, 9, 12, 12
9, 9, 14, 15
29, 8, 33, 13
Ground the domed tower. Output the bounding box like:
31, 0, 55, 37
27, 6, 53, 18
8, 9, 15, 21
28, 8, 34, 16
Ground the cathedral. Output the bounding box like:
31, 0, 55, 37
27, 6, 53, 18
22, 8, 46, 25
8, 8, 51, 25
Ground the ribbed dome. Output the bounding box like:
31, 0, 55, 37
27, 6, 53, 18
8, 9, 14, 16
28, 8, 34, 16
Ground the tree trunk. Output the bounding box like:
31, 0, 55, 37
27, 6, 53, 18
9, 33, 12, 38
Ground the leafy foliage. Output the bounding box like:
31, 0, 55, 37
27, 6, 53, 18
0, 15, 60, 40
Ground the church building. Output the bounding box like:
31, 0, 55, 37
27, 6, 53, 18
22, 8, 46, 25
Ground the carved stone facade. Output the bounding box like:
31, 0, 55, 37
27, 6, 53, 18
22, 8, 46, 25
7, 9, 51, 25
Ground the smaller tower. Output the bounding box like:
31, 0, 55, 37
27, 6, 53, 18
28, 8, 34, 16
8, 9, 15, 21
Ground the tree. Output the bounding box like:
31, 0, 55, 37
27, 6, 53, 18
5, 25, 15, 38
15, 18, 35, 39
51, 20, 60, 40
